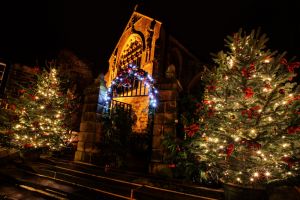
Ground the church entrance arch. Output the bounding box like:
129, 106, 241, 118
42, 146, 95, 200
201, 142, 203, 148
104, 64, 158, 134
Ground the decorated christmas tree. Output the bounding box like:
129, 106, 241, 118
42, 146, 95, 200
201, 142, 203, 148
192, 29, 300, 185
9, 67, 73, 151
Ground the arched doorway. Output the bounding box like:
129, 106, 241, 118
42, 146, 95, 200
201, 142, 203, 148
104, 64, 158, 134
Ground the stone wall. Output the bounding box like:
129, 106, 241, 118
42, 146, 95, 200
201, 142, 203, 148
74, 78, 104, 163
149, 80, 178, 174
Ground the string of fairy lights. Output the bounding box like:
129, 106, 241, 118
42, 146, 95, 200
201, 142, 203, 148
13, 68, 69, 150
104, 64, 158, 109
193, 32, 300, 185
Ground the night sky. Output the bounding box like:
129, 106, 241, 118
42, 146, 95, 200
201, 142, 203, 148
0, 0, 299, 76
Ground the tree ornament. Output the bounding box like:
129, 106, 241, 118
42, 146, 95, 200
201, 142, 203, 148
184, 123, 199, 138
184, 29, 300, 185
226, 143, 235, 158
244, 87, 254, 99
279, 89, 285, 94
287, 126, 300, 134
241, 105, 260, 119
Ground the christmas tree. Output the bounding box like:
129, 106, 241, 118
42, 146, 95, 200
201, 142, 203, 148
192, 29, 300, 185
9, 67, 73, 151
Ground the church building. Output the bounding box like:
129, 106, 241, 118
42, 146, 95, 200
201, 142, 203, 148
75, 9, 205, 174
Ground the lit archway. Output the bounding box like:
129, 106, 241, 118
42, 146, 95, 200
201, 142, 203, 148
104, 64, 158, 110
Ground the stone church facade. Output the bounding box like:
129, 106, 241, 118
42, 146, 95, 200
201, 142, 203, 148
75, 10, 204, 173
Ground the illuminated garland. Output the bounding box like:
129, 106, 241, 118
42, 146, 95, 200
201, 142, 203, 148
104, 64, 158, 108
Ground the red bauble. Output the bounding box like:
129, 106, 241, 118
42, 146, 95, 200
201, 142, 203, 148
287, 126, 300, 134
244, 87, 254, 99
279, 89, 285, 94
226, 143, 235, 158
207, 85, 216, 92
9, 104, 16, 111
281, 156, 299, 168
18, 89, 26, 94
24, 143, 33, 148
241, 105, 260, 119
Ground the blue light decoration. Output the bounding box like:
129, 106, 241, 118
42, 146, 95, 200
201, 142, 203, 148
104, 64, 158, 109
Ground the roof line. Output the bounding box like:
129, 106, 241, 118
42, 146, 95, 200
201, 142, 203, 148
109, 10, 162, 61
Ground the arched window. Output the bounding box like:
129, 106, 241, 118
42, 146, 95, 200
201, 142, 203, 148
118, 35, 143, 69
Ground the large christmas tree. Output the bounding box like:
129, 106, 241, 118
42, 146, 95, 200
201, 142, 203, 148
9, 67, 73, 151
193, 29, 300, 185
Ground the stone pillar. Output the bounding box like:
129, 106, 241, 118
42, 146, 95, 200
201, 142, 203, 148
149, 79, 178, 174
74, 76, 106, 163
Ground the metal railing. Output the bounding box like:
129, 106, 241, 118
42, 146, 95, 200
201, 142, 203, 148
112, 79, 148, 98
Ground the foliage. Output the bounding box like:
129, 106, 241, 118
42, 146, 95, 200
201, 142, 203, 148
162, 94, 219, 186
1, 66, 76, 152
99, 107, 134, 168
191, 29, 300, 185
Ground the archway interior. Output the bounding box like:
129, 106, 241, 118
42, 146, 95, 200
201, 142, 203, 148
104, 64, 158, 134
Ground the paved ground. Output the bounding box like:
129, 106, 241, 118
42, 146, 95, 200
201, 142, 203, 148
0, 184, 45, 200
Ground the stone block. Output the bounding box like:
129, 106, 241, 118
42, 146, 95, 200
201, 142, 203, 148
163, 113, 177, 124
156, 102, 165, 113
153, 124, 163, 136
165, 101, 176, 112
95, 123, 103, 134
80, 121, 97, 132
74, 151, 83, 161
152, 135, 163, 149
74, 151, 91, 162
84, 94, 99, 103
83, 142, 94, 152
151, 149, 163, 162
76, 142, 85, 151
82, 112, 97, 121
82, 104, 97, 112
154, 113, 165, 124
158, 83, 177, 90
78, 132, 96, 142
94, 132, 102, 143
159, 90, 177, 101
163, 125, 176, 136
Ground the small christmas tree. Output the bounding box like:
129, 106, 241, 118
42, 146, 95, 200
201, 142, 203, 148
9, 67, 73, 151
192, 29, 300, 185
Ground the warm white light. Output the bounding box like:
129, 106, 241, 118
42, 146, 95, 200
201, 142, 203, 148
257, 150, 262, 154
265, 172, 271, 176
254, 172, 259, 177
282, 143, 289, 148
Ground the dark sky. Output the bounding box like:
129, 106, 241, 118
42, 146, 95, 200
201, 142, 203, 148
0, 0, 299, 76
